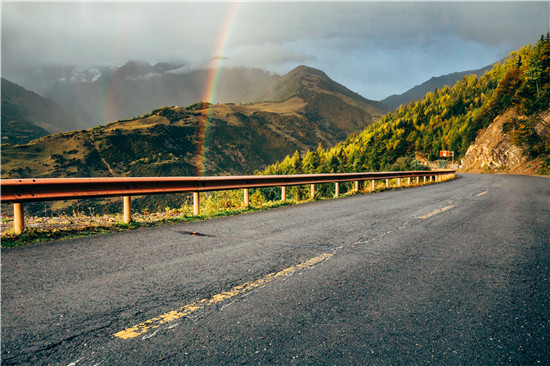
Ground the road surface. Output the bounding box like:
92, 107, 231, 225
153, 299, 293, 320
2, 174, 549, 365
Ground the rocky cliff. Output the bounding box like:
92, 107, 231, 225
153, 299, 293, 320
460, 109, 549, 174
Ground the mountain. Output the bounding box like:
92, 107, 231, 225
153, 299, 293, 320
1, 114, 51, 146
41, 63, 279, 127
11, 61, 387, 130
381, 64, 495, 111
1, 64, 387, 181
1, 78, 86, 144
244, 65, 389, 133
262, 37, 549, 179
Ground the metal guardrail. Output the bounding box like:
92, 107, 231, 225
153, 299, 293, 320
1, 170, 456, 234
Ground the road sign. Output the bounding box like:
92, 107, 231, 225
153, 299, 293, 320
440, 150, 450, 157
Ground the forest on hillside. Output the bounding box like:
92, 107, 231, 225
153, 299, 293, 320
261, 35, 550, 181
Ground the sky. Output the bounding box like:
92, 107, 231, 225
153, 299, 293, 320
2, 1, 549, 101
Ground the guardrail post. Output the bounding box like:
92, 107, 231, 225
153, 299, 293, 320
354, 181, 359, 192
386, 179, 390, 188
243, 188, 249, 207
335, 182, 339, 197
397, 178, 401, 187
281, 186, 287, 201
13, 203, 24, 234
123, 196, 132, 224
310, 184, 315, 199
408, 177, 411, 186
423, 176, 427, 184
372, 180, 376, 191
416, 177, 420, 185
193, 192, 200, 216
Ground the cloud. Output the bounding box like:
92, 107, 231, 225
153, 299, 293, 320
2, 1, 548, 99
230, 44, 316, 70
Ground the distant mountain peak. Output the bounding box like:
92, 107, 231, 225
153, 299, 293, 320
249, 65, 388, 114
287, 65, 329, 78
381, 63, 495, 111
114, 60, 155, 79
153, 61, 186, 74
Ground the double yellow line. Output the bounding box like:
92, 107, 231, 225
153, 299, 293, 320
114, 252, 334, 339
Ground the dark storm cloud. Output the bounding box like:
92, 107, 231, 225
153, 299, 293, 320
2, 1, 548, 100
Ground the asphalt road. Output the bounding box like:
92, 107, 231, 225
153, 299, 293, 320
2, 174, 549, 365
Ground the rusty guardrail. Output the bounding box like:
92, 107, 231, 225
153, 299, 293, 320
1, 170, 456, 234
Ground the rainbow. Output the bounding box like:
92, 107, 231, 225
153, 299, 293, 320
196, 2, 241, 176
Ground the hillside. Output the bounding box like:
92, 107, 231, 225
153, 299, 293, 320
1, 78, 86, 144
245, 65, 388, 131
262, 36, 550, 181
1, 113, 50, 146
381, 64, 495, 111
1, 65, 388, 214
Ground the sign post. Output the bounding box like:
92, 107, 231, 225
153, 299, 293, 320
451, 151, 455, 168
440, 151, 455, 168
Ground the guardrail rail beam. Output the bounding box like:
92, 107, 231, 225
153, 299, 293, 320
1, 169, 456, 234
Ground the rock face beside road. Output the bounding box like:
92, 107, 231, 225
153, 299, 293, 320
461, 110, 548, 174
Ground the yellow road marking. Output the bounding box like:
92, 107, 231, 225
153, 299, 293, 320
114, 252, 334, 339
418, 205, 454, 219
476, 191, 489, 197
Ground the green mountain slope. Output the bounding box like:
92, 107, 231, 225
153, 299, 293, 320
1, 78, 86, 144
381, 63, 495, 111
262, 36, 550, 178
